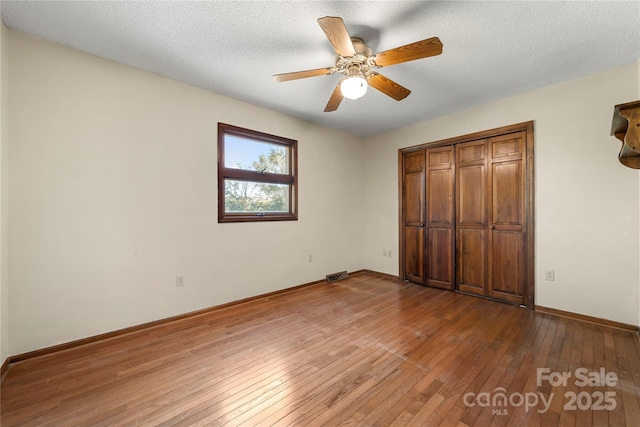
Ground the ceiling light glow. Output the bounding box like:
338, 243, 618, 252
340, 76, 368, 100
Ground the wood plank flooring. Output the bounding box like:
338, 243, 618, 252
2, 273, 640, 426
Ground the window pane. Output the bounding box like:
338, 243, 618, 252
218, 123, 297, 223
224, 180, 290, 213
224, 135, 289, 174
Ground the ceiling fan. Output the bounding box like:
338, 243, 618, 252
273, 16, 443, 112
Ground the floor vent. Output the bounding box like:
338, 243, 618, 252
326, 271, 349, 283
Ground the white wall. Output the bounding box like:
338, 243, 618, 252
7, 30, 364, 356
363, 62, 640, 326
0, 18, 9, 364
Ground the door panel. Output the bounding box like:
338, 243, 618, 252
404, 172, 425, 225
488, 231, 524, 303
402, 150, 426, 284
457, 228, 486, 295
405, 150, 426, 171
458, 165, 486, 227
427, 169, 453, 225
428, 149, 453, 168
426, 146, 454, 289
457, 139, 487, 228
491, 161, 523, 227
427, 228, 454, 289
458, 143, 486, 164
491, 132, 524, 159
405, 226, 425, 284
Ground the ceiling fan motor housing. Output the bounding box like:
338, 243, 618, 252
336, 37, 376, 79
350, 37, 372, 57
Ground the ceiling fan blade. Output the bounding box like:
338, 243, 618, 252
317, 16, 356, 57
273, 67, 334, 82
373, 37, 443, 67
324, 83, 344, 112
368, 73, 411, 101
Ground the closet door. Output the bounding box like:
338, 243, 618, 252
402, 150, 426, 284
399, 122, 533, 307
456, 140, 488, 296
455, 133, 527, 305
487, 132, 526, 304
425, 146, 455, 289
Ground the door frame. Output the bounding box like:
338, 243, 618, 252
398, 121, 535, 309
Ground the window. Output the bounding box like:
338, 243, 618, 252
218, 123, 298, 222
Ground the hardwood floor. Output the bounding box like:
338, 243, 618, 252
2, 273, 640, 426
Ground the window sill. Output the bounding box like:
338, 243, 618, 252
218, 212, 298, 223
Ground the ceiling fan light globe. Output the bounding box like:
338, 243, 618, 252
340, 76, 368, 100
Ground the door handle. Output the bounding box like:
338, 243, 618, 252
489, 224, 495, 230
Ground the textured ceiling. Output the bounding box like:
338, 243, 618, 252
1, 1, 639, 137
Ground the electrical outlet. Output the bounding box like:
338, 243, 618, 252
383, 249, 388, 257
308, 254, 313, 263
387, 250, 392, 258
544, 270, 555, 281
176, 274, 185, 287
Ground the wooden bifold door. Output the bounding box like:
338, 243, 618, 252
400, 122, 534, 307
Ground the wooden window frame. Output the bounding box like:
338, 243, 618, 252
218, 123, 298, 223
